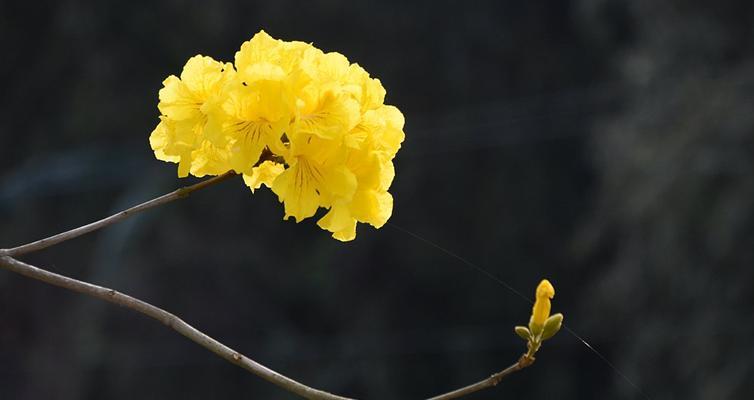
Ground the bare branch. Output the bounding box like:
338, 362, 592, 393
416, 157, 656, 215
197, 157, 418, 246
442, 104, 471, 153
0, 172, 237, 257
0, 168, 535, 400
426, 355, 534, 400
0, 255, 354, 400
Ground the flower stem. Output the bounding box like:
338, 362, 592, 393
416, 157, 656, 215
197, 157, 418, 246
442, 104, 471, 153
0, 171, 237, 257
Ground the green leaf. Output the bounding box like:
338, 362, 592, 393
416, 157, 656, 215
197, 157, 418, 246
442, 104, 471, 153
529, 316, 543, 337
542, 313, 563, 340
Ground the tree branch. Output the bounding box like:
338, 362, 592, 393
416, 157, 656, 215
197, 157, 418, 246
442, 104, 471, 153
426, 355, 534, 400
0, 171, 237, 258
0, 255, 353, 400
0, 170, 533, 399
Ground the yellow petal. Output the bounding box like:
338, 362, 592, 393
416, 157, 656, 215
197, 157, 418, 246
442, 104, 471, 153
531, 279, 555, 327
332, 226, 357, 242
158, 75, 201, 121
177, 154, 192, 178
226, 119, 286, 173
377, 156, 396, 191
271, 155, 357, 222
346, 64, 385, 112
271, 158, 324, 222
373, 105, 405, 156
149, 119, 180, 163
351, 190, 393, 228
180, 55, 233, 97
346, 109, 385, 150
190, 140, 232, 177
314, 51, 351, 86
317, 202, 357, 241
293, 89, 360, 140
537, 279, 555, 299
320, 165, 358, 204
235, 30, 283, 71
242, 161, 285, 193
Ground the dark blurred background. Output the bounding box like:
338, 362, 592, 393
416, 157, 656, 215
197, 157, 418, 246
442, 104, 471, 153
1, 1, 753, 399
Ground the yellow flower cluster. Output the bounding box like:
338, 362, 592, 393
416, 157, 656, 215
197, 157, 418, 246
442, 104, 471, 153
149, 31, 404, 241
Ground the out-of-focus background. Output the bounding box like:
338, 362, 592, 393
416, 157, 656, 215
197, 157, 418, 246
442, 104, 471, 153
1, 1, 753, 399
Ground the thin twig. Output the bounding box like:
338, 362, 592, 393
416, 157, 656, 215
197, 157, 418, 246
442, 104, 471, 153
0, 171, 237, 258
426, 355, 535, 400
0, 255, 353, 400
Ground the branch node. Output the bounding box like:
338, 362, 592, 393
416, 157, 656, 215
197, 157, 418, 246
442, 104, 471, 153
518, 353, 536, 368
489, 372, 503, 387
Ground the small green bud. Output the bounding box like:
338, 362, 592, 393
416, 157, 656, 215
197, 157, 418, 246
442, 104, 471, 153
515, 326, 531, 341
542, 313, 563, 340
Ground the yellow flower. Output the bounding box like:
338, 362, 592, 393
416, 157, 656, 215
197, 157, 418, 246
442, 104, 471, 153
151, 55, 235, 177
215, 31, 305, 174
216, 86, 289, 174
531, 279, 555, 328
150, 30, 404, 241
272, 134, 357, 222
